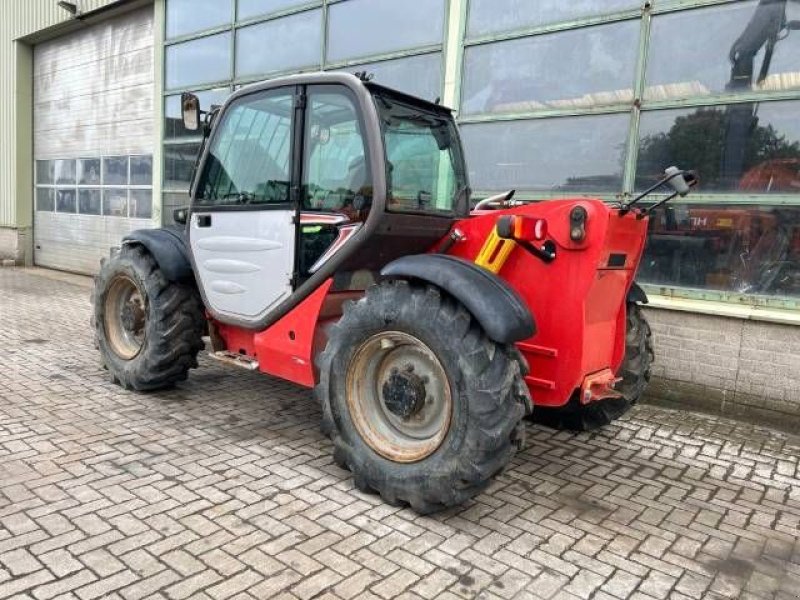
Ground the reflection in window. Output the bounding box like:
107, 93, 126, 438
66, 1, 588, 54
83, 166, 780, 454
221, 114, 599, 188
236, 10, 322, 79
198, 91, 293, 206
461, 21, 638, 115
237, 0, 310, 21
104, 189, 129, 217
36, 188, 55, 212
103, 157, 129, 186
78, 159, 101, 185
460, 113, 629, 193
130, 190, 153, 219
56, 189, 77, 213
327, 0, 445, 62
130, 156, 153, 186
636, 101, 800, 193
339, 53, 443, 102
166, 32, 232, 91
164, 143, 202, 190
166, 0, 232, 39
79, 190, 102, 215
646, 0, 800, 101
641, 205, 800, 298
467, 0, 641, 38
55, 160, 76, 185
165, 88, 230, 139
36, 161, 54, 185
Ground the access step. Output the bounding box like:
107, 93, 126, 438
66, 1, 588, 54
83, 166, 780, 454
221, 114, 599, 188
208, 351, 259, 371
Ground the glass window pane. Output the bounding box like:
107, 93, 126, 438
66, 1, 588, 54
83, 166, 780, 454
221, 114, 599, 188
165, 88, 230, 139
646, 1, 800, 101
327, 0, 445, 62
167, 0, 232, 39
78, 159, 101, 185
78, 189, 102, 215
460, 113, 629, 193
302, 88, 368, 212
467, 0, 641, 38
36, 188, 55, 212
636, 101, 800, 193
103, 156, 129, 186
641, 204, 800, 298
56, 189, 77, 213
104, 189, 129, 217
338, 53, 442, 102
54, 160, 76, 185
130, 190, 153, 219
164, 143, 202, 190
237, 0, 311, 21
131, 156, 153, 186
36, 160, 54, 185
166, 32, 232, 91
236, 10, 322, 79
461, 21, 638, 116
197, 90, 293, 206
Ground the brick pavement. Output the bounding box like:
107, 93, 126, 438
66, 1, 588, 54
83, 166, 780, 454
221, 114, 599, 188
0, 267, 799, 600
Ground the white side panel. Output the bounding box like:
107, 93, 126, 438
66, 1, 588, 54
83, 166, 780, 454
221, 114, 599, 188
190, 211, 297, 321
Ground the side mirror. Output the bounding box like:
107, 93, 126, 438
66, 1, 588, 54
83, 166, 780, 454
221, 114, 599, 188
181, 92, 201, 131
664, 166, 699, 197
173, 207, 189, 225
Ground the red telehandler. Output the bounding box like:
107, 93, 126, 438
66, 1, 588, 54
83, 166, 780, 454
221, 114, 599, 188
92, 73, 696, 513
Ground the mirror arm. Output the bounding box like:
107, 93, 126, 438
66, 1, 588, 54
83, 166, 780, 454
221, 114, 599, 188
620, 169, 689, 215
640, 191, 680, 219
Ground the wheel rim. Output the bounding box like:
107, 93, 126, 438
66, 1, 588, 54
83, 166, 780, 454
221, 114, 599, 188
346, 331, 453, 463
103, 275, 147, 360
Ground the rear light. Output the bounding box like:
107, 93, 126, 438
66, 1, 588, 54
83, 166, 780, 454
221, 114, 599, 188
498, 215, 548, 242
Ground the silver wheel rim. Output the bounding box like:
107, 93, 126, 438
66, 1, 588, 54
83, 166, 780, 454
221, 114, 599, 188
104, 275, 146, 360
346, 331, 453, 463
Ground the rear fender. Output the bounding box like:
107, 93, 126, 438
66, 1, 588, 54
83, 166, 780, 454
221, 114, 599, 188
381, 254, 535, 344
122, 227, 194, 283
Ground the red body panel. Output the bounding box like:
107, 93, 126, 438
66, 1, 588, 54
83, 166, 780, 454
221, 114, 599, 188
211, 199, 648, 408
451, 200, 648, 407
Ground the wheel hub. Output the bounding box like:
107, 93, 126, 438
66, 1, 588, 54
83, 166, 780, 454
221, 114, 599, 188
382, 366, 427, 419
346, 331, 453, 463
103, 275, 147, 361
120, 301, 144, 333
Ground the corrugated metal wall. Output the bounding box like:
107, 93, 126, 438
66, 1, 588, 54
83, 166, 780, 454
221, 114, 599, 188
0, 0, 134, 228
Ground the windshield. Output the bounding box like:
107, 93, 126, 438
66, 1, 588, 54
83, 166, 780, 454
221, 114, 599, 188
372, 90, 468, 216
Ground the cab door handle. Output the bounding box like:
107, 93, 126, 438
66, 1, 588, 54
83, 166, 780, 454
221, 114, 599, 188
197, 215, 212, 227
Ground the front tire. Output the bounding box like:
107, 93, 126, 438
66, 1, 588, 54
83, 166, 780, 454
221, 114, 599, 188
316, 281, 530, 513
93, 245, 205, 391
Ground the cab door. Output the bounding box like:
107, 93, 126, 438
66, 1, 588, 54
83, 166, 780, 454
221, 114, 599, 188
188, 87, 299, 324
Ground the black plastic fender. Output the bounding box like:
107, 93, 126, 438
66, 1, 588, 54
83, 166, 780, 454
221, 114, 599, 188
627, 282, 649, 304
122, 226, 194, 283
380, 254, 536, 344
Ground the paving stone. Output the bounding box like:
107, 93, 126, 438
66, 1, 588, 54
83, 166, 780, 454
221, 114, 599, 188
0, 268, 799, 600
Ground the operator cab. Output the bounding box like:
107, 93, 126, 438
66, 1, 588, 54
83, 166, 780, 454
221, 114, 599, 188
181, 73, 469, 329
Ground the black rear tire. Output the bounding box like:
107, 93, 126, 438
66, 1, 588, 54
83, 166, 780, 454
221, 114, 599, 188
93, 245, 205, 391
533, 302, 653, 431
316, 280, 530, 514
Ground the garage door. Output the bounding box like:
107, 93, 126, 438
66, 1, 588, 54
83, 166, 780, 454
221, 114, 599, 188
33, 7, 154, 275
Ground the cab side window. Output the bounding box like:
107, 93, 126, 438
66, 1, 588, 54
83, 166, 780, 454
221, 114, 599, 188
197, 90, 293, 207
302, 88, 370, 215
